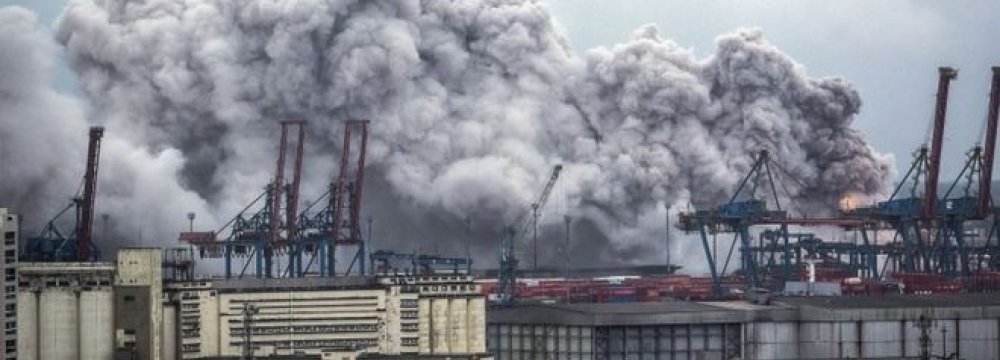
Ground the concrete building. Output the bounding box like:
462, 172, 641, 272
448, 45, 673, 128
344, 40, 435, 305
487, 294, 1000, 360
163, 274, 488, 359
116, 248, 164, 360
0, 209, 17, 359
17, 261, 116, 360
16, 247, 489, 360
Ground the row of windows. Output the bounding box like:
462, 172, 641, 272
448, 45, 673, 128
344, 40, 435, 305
228, 316, 378, 324
33, 279, 111, 288
387, 275, 473, 284
230, 324, 378, 335
229, 338, 378, 349
420, 284, 476, 292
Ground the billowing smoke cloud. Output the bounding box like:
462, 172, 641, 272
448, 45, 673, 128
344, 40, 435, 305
0, 6, 214, 254
3, 0, 892, 272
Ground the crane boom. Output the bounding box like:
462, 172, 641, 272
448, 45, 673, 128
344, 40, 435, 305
530, 165, 562, 269
77, 126, 104, 261
924, 67, 958, 219
533, 165, 563, 214
499, 164, 563, 305
980, 67, 1000, 216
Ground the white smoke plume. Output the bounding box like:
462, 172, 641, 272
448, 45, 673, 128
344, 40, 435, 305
2, 0, 892, 271
0, 6, 214, 255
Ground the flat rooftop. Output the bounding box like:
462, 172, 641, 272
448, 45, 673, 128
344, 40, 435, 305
18, 261, 116, 274
773, 293, 1000, 308
489, 294, 1000, 326
209, 276, 380, 293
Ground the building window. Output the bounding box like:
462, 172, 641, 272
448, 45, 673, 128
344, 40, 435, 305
124, 295, 135, 302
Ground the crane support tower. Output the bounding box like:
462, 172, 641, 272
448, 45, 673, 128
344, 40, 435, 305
498, 164, 562, 306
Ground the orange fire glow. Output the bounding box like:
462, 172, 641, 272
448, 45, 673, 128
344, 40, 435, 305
839, 194, 858, 210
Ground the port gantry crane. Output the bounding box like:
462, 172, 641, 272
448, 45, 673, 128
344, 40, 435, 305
369, 250, 472, 276
497, 164, 563, 306
844, 67, 1000, 278
294, 119, 371, 277
24, 126, 105, 261
842, 67, 959, 275
677, 150, 873, 296
932, 67, 1000, 277
180, 120, 306, 278
679, 67, 1000, 297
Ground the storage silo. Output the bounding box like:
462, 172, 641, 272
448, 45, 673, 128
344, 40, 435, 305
79, 287, 114, 360
16, 291, 38, 360
448, 298, 468, 353
418, 298, 431, 353
467, 297, 486, 353
163, 304, 177, 360
39, 288, 78, 360
431, 298, 450, 353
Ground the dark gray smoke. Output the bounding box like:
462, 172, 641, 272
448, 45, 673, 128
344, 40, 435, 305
1, 0, 892, 271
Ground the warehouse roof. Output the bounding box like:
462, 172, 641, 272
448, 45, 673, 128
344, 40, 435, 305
489, 294, 1000, 326
211, 275, 380, 293
488, 300, 793, 326
773, 293, 1000, 309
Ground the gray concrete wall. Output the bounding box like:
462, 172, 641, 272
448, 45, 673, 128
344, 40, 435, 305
487, 323, 740, 360
488, 302, 1000, 360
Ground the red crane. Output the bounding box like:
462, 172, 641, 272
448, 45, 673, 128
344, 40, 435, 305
271, 120, 306, 246
979, 67, 1000, 216
923, 67, 958, 219
329, 119, 370, 275
76, 126, 104, 261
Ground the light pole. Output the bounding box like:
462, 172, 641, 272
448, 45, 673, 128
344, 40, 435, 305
242, 302, 259, 360
187, 212, 196, 231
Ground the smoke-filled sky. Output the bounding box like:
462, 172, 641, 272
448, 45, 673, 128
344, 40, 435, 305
0, 0, 995, 275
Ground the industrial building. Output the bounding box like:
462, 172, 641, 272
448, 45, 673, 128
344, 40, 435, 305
16, 261, 116, 360
487, 294, 1000, 360
162, 274, 486, 359
12, 246, 488, 360
117, 248, 165, 359
1, 209, 18, 359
